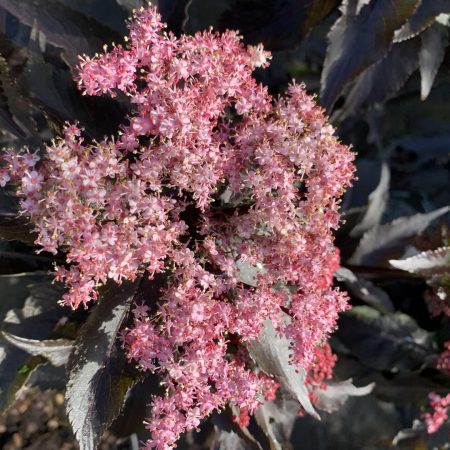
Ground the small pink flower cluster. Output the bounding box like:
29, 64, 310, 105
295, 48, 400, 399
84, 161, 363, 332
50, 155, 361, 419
1, 6, 354, 449
422, 392, 450, 434
306, 342, 336, 402
437, 341, 450, 373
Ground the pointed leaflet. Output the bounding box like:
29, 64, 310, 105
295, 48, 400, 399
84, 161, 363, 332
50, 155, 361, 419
211, 410, 263, 450
335, 268, 394, 313
314, 379, 374, 413
419, 22, 449, 100
0, 275, 66, 411
0, 273, 45, 322
19, 25, 128, 140
248, 317, 319, 420
0, 0, 115, 67
2, 333, 72, 366
350, 162, 390, 237
394, 0, 450, 42
20, 25, 73, 124
66, 278, 141, 450
254, 391, 299, 450
348, 206, 450, 266
393, 419, 450, 448
320, 0, 420, 110
390, 246, 450, 275
333, 38, 420, 123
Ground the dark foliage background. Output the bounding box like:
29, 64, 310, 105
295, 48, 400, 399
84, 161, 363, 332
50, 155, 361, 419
0, 1, 449, 449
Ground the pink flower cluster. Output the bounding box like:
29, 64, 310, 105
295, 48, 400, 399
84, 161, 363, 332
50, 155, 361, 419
422, 393, 450, 434
437, 341, 450, 373
306, 342, 336, 403
1, 6, 354, 449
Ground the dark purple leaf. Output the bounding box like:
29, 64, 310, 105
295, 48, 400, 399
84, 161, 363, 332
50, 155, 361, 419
58, 0, 128, 34
336, 306, 433, 372
212, 430, 254, 450
390, 246, 450, 276
333, 38, 420, 122
349, 206, 450, 266
394, 0, 450, 42
350, 162, 390, 237
2, 333, 72, 366
0, 0, 116, 67
335, 268, 395, 313
0, 275, 67, 411
419, 22, 449, 100
65, 279, 141, 450
248, 316, 319, 419
321, 0, 420, 110
314, 379, 374, 413
184, 0, 337, 50
0, 54, 36, 139
254, 390, 298, 450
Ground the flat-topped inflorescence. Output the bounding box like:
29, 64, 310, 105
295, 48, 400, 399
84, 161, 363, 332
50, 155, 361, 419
0, 5, 355, 449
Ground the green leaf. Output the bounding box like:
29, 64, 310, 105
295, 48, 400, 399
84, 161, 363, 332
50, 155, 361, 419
320, 0, 420, 110
17, 363, 30, 374
65, 278, 141, 450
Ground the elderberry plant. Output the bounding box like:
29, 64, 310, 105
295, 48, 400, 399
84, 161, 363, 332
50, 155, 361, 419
0, 5, 356, 449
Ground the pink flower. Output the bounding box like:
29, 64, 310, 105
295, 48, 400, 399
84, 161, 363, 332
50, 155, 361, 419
1, 6, 355, 449
437, 341, 450, 373
422, 393, 450, 434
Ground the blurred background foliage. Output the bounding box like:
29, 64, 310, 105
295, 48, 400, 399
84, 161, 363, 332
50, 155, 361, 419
0, 0, 449, 449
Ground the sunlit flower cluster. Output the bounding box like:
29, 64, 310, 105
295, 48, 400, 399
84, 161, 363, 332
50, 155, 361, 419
0, 5, 354, 449
422, 392, 450, 434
